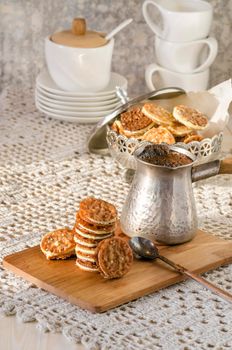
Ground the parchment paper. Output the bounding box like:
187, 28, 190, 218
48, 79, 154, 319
155, 79, 232, 138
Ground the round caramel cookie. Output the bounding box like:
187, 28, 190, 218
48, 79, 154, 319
75, 227, 113, 240
76, 212, 115, 234
74, 232, 99, 247
173, 105, 208, 130
116, 119, 155, 138
75, 243, 97, 255
79, 197, 117, 225
76, 258, 99, 272
111, 121, 120, 133
75, 247, 97, 263
120, 106, 154, 131
142, 103, 175, 126
40, 228, 75, 260
175, 131, 197, 143
142, 126, 175, 145
183, 134, 204, 144
167, 121, 193, 136
96, 237, 133, 279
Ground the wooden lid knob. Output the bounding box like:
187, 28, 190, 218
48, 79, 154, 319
72, 18, 86, 35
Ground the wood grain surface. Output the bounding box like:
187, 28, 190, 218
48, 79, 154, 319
0, 315, 84, 350
3, 230, 232, 313
219, 157, 232, 174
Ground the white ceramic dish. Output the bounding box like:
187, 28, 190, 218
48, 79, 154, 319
36, 69, 127, 96
36, 85, 118, 102
36, 95, 120, 112
142, 0, 213, 42
36, 102, 103, 123
145, 63, 209, 91
36, 99, 116, 118
36, 89, 119, 106
154, 36, 218, 74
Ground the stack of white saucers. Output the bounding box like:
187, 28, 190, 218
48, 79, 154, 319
35, 69, 128, 123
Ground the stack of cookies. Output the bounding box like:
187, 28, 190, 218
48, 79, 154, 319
40, 197, 134, 279
74, 197, 117, 272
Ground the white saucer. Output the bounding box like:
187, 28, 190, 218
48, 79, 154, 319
36, 97, 120, 115
36, 102, 104, 124
36, 89, 120, 107
36, 85, 118, 102
36, 97, 121, 112
36, 69, 128, 97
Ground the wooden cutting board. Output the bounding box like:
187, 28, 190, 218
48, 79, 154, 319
3, 230, 232, 313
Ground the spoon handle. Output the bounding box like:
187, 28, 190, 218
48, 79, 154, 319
105, 18, 133, 41
158, 254, 232, 303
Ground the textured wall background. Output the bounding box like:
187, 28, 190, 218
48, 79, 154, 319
0, 0, 232, 96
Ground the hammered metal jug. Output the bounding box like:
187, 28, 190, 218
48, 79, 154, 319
120, 145, 220, 245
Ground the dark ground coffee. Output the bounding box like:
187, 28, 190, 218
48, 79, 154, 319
137, 144, 193, 168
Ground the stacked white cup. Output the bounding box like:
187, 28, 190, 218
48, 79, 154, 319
143, 0, 218, 91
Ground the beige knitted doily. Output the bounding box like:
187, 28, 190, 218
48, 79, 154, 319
0, 87, 232, 350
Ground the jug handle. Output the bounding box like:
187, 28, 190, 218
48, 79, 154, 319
192, 157, 232, 183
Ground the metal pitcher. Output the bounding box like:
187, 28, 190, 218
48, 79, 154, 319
120, 145, 220, 245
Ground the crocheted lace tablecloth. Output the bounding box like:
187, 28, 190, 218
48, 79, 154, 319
0, 86, 232, 350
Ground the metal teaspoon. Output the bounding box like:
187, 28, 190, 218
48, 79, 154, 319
129, 236, 232, 304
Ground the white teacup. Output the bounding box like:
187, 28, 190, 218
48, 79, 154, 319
45, 37, 114, 92
145, 63, 209, 91
142, 0, 213, 42
155, 36, 218, 73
